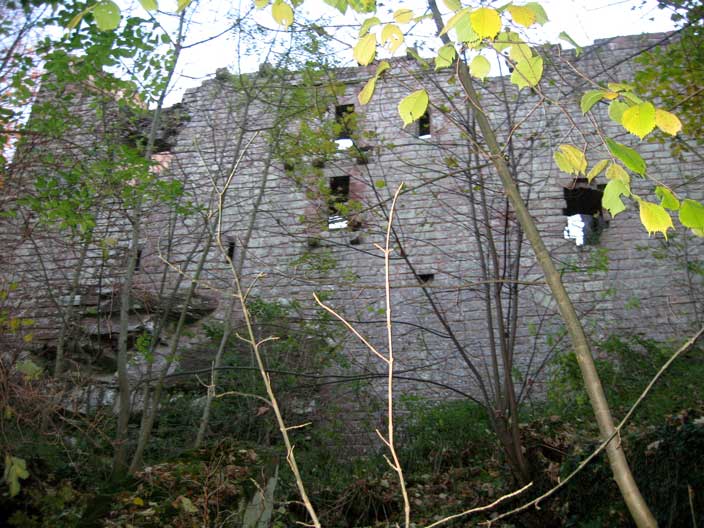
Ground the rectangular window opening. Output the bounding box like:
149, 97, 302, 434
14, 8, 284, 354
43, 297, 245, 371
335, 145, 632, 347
328, 175, 350, 230
563, 179, 608, 247
335, 104, 355, 150
134, 247, 143, 272
417, 272, 435, 284
418, 110, 431, 139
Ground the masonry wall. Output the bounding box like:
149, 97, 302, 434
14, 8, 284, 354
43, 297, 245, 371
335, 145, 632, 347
2, 32, 702, 437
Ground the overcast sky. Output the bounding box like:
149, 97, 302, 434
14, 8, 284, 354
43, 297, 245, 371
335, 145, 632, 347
162, 0, 677, 105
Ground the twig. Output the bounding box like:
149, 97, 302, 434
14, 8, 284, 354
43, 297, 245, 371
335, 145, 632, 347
314, 183, 411, 528
487, 325, 704, 525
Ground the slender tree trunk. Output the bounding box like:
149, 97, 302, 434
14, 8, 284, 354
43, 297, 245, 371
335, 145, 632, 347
427, 2, 656, 525
194, 149, 273, 449
111, 13, 185, 479
128, 231, 212, 472
55, 232, 92, 377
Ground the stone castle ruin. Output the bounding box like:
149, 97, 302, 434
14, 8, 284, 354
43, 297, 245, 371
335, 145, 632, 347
2, 32, 702, 435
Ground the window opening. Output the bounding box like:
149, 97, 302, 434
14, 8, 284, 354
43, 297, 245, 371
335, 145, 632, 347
328, 175, 350, 230
417, 273, 435, 284
563, 179, 608, 246
335, 104, 355, 150
226, 239, 235, 262
134, 247, 143, 271
418, 110, 431, 139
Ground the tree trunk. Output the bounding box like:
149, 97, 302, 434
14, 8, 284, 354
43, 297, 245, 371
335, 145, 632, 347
427, 2, 656, 525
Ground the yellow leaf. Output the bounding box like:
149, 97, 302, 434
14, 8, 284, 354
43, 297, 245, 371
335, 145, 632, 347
553, 144, 586, 175
398, 89, 429, 126
507, 5, 536, 27
655, 109, 682, 136
605, 163, 630, 185
622, 101, 656, 140
393, 8, 414, 24
603, 91, 619, 100
254, 0, 268, 7
358, 77, 376, 105
354, 33, 376, 65
381, 24, 404, 53
271, 1, 294, 28
359, 16, 380, 36
470, 7, 501, 39
375, 60, 390, 76
638, 199, 674, 239
587, 159, 609, 183
469, 55, 490, 80
133, 497, 145, 506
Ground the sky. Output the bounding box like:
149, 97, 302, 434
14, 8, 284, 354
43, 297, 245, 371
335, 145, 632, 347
156, 0, 678, 105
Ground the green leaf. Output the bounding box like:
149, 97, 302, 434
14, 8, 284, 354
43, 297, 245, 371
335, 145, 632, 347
605, 138, 646, 176
3, 455, 29, 497
679, 199, 704, 230
507, 5, 536, 27
608, 100, 628, 124
398, 89, 429, 126
176, 0, 192, 12
587, 159, 609, 183
348, 0, 376, 13
508, 43, 533, 62
16, 359, 42, 380
354, 33, 376, 65
553, 144, 586, 176
581, 90, 605, 114
602, 179, 630, 218
67, 6, 94, 30
138, 0, 158, 11
638, 199, 673, 238
324, 0, 348, 13
558, 31, 582, 56
494, 31, 521, 52
605, 163, 630, 185
272, 1, 294, 28
93, 1, 120, 31
179, 496, 198, 513
525, 2, 548, 24
510, 55, 543, 89
358, 77, 376, 105
654, 109, 682, 136
470, 7, 501, 39
455, 12, 479, 44
435, 44, 457, 70
622, 102, 656, 139
439, 7, 470, 36
608, 82, 633, 92
469, 55, 491, 80
359, 16, 380, 36
621, 91, 644, 105
655, 186, 679, 210
443, 0, 461, 10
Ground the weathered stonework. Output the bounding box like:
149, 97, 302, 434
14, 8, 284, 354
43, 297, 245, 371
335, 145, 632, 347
2, 32, 702, 437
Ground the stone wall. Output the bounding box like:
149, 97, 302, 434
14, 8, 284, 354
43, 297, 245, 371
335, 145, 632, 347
2, 32, 702, 436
